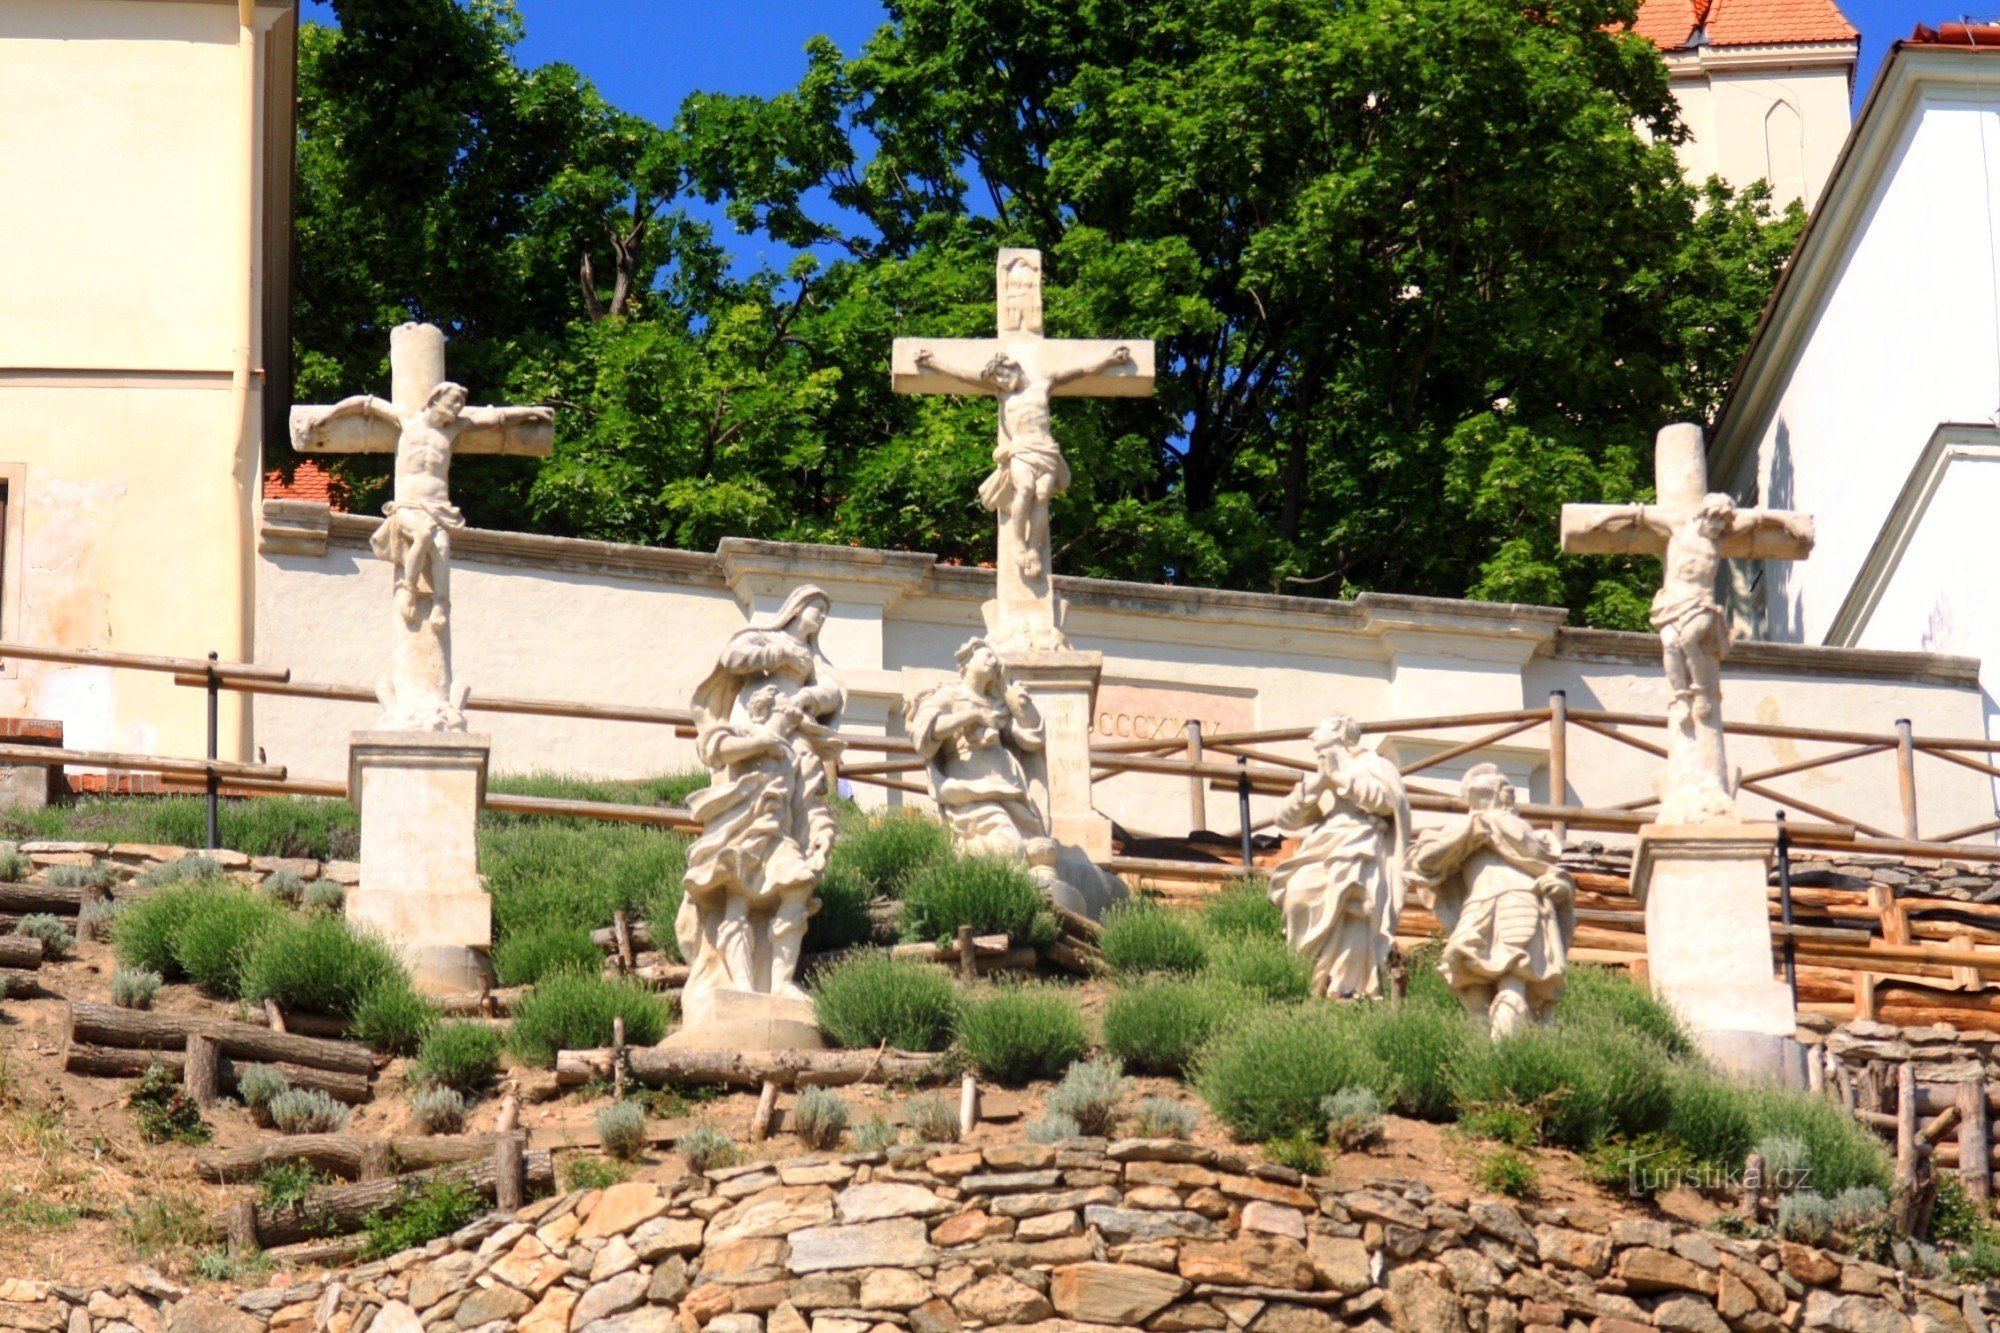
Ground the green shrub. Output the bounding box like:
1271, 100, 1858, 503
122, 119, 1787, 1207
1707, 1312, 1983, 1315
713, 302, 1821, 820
831, 811, 952, 898
1757, 1135, 1812, 1192
482, 821, 685, 946
598, 1101, 647, 1161
1026, 1112, 1080, 1143
1203, 933, 1311, 1002
1354, 1001, 1477, 1121
13, 913, 74, 960
1473, 1144, 1539, 1198
677, 1123, 736, 1172
905, 1092, 959, 1144
351, 981, 437, 1056
237, 1066, 289, 1127
561, 1156, 630, 1191
487, 770, 710, 811
45, 863, 113, 890
957, 985, 1088, 1084
900, 856, 1051, 946
1323, 1086, 1386, 1151
1458, 1102, 1541, 1148
1448, 1018, 1672, 1151
494, 925, 602, 987
1661, 1066, 1757, 1172
813, 955, 959, 1051
257, 1160, 326, 1213
1400, 940, 1459, 1012
0, 848, 28, 882
79, 896, 122, 934
1196, 1004, 1389, 1142
1776, 1191, 1835, 1245
1101, 977, 1246, 1076
135, 855, 221, 889
507, 971, 671, 1067
129, 1062, 210, 1145
112, 882, 213, 978
853, 1116, 898, 1152
414, 1023, 502, 1094
806, 862, 876, 954
1743, 1087, 1892, 1195
110, 967, 162, 1010
261, 870, 307, 905
172, 890, 286, 996
410, 1086, 466, 1136
1582, 1133, 1696, 1199
1559, 965, 1692, 1057
637, 874, 685, 962
1202, 878, 1282, 939
1100, 901, 1208, 976
269, 1088, 349, 1135
793, 1087, 849, 1151
1931, 1176, 2000, 1278
358, 1177, 483, 1261
1131, 1096, 1200, 1141
1047, 1057, 1126, 1137
239, 914, 405, 1018
301, 881, 345, 914
1263, 1131, 1325, 1175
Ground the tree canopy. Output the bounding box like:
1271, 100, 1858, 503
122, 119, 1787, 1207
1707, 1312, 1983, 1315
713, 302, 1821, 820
291, 0, 1803, 627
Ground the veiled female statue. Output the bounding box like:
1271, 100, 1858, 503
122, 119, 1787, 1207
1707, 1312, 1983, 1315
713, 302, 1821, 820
905, 637, 1060, 875
676, 586, 844, 1041
1267, 713, 1411, 999
1406, 763, 1577, 1037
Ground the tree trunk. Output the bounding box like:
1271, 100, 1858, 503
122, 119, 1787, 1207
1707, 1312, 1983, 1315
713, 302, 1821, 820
0, 936, 44, 968
64, 1042, 372, 1104
555, 1045, 951, 1090
231, 1144, 550, 1247
0, 884, 83, 913
197, 1133, 509, 1184
68, 1000, 376, 1074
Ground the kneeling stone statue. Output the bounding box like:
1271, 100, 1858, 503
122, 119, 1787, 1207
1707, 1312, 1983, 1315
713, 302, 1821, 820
1406, 762, 1577, 1037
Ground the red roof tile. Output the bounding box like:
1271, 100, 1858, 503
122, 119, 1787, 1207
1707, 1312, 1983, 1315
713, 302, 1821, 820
1631, 0, 1855, 48
1904, 22, 2000, 47
263, 459, 348, 511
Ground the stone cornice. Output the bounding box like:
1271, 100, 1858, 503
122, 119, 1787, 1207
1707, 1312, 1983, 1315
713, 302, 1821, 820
1552, 627, 1981, 685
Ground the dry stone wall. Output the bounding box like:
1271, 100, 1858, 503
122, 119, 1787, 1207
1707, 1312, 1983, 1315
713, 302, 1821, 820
14, 1138, 1998, 1333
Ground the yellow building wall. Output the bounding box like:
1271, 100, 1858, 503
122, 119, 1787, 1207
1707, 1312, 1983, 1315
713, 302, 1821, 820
0, 0, 292, 762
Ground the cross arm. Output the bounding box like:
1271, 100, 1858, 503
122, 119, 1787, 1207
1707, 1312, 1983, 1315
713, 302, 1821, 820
890, 338, 1002, 396
289, 395, 402, 454
1559, 503, 1672, 556
454, 404, 557, 458
1718, 508, 1815, 561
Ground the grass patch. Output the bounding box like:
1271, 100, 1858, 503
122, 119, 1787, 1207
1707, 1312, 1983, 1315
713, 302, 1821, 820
11, 796, 360, 861
358, 1176, 484, 1261
240, 914, 407, 1018
900, 856, 1052, 946
129, 1063, 210, 1146
1202, 933, 1312, 1002
413, 1022, 503, 1094
1101, 977, 1247, 1076
507, 971, 671, 1067
492, 924, 601, 987
812, 955, 959, 1051
806, 861, 876, 954
828, 811, 952, 898
172, 890, 288, 997
956, 985, 1087, 1085
1448, 1017, 1672, 1152
1195, 1004, 1389, 1143
482, 821, 688, 957
1201, 878, 1282, 939
351, 981, 437, 1056
1101, 900, 1209, 976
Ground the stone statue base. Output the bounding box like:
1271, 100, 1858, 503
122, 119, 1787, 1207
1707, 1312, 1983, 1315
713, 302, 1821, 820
1632, 823, 1803, 1085
665, 988, 824, 1053
347, 731, 493, 995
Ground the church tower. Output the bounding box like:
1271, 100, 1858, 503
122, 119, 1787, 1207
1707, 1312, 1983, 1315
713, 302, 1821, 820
0, 1, 296, 762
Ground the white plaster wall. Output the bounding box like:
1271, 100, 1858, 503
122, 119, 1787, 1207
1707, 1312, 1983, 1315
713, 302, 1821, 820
1729, 97, 2000, 650
1668, 57, 1851, 208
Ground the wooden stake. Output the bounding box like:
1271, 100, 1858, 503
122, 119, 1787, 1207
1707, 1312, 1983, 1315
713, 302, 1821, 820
751, 1080, 779, 1142
263, 998, 287, 1035
612, 1016, 627, 1101
959, 1072, 979, 1137
224, 1200, 258, 1256
1896, 1063, 1919, 1192
184, 1033, 221, 1108
1740, 1150, 1766, 1223
495, 1094, 520, 1136
1963, 1078, 1992, 1202
612, 910, 635, 972
955, 925, 977, 983
492, 1134, 525, 1213
75, 885, 106, 944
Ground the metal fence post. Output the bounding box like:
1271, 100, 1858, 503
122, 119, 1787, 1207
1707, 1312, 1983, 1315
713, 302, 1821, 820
1237, 756, 1253, 869
205, 651, 221, 851
1186, 720, 1207, 835
1895, 717, 1919, 840
1776, 811, 1797, 1007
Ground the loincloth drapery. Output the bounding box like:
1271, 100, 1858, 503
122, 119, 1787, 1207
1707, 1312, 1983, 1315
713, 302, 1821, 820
370, 500, 466, 565
978, 442, 1071, 511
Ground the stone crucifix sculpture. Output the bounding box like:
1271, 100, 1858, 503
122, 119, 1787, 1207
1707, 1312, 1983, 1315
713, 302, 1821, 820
291, 323, 554, 731
891, 250, 1155, 653
1560, 423, 1814, 824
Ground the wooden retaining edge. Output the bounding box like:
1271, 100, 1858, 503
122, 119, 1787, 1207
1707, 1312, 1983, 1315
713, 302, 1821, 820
67, 1000, 377, 1075
226, 1143, 553, 1248
0, 884, 84, 915
63, 1042, 372, 1104
197, 1133, 517, 1183
554, 1045, 952, 1090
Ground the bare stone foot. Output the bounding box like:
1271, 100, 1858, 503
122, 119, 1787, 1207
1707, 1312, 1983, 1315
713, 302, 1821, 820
394, 585, 419, 625
1021, 548, 1043, 579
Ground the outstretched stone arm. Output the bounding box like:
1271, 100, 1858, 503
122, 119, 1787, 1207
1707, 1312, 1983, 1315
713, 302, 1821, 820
289, 395, 402, 451
913, 345, 1002, 385
1052, 343, 1133, 387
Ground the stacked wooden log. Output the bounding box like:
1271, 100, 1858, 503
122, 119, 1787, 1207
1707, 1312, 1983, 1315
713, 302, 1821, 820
61, 1000, 377, 1105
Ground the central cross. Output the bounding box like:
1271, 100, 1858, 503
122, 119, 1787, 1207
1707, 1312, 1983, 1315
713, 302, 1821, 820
1560, 423, 1814, 823
892, 249, 1154, 654
290, 322, 554, 731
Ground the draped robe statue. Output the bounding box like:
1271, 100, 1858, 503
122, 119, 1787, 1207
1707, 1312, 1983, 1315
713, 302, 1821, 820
676, 586, 843, 1043
905, 637, 1061, 878
1267, 714, 1411, 998
1407, 763, 1578, 1037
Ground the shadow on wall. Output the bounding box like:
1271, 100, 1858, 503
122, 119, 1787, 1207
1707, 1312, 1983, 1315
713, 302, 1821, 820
1763, 419, 1804, 643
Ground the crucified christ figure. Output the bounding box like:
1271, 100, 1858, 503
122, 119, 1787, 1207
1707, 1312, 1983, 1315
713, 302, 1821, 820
912, 343, 1132, 579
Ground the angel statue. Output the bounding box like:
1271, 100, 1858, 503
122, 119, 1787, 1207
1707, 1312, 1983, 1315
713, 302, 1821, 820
675, 586, 844, 1043
1406, 763, 1578, 1037
1267, 713, 1412, 999
905, 637, 1061, 879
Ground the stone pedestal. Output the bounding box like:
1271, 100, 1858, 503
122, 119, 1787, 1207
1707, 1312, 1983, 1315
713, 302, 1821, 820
997, 648, 1127, 918
347, 731, 492, 995
0, 720, 64, 810
1633, 823, 1802, 1084
664, 989, 825, 1053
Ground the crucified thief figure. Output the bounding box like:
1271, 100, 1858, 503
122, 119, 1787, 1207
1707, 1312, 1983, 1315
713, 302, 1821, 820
913, 343, 1133, 579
